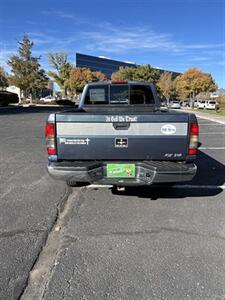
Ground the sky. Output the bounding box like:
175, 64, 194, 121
0, 0, 225, 88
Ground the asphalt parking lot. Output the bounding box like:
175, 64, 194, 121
0, 106, 225, 300
0, 106, 69, 299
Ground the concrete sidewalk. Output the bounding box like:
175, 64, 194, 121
182, 108, 225, 125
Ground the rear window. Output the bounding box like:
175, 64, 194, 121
110, 85, 129, 104
84, 85, 109, 105
209, 101, 216, 104
130, 85, 154, 104
84, 84, 155, 105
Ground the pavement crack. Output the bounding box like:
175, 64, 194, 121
19, 185, 71, 300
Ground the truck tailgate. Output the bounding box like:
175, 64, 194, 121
55, 112, 189, 161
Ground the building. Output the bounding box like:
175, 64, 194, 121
210, 89, 225, 99
6, 86, 21, 100
76, 53, 181, 79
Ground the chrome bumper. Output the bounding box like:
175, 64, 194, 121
47, 161, 197, 186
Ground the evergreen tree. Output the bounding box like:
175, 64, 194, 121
8, 35, 48, 103
111, 65, 160, 84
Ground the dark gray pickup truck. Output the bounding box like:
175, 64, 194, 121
45, 80, 199, 186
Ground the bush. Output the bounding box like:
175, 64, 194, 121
0, 91, 19, 106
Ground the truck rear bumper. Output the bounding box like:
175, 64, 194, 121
47, 161, 197, 186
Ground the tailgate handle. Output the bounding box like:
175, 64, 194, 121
113, 122, 130, 130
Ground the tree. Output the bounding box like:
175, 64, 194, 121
48, 52, 72, 96
157, 72, 177, 103
67, 67, 94, 94
133, 65, 160, 84
92, 71, 106, 81
175, 68, 217, 100
111, 66, 136, 81
8, 35, 48, 103
0, 66, 8, 89
111, 65, 160, 84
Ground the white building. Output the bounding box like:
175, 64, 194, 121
6, 85, 21, 101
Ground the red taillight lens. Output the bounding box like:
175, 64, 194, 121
45, 122, 56, 155
190, 123, 199, 136
45, 122, 55, 138
188, 149, 197, 155
188, 122, 199, 156
47, 147, 56, 155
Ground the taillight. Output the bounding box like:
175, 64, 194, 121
45, 122, 56, 155
45, 122, 54, 138
188, 123, 199, 156
111, 80, 128, 84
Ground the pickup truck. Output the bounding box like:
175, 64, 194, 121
45, 80, 199, 186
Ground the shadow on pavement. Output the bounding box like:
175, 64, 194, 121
112, 151, 225, 199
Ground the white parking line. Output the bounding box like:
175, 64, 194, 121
200, 132, 225, 135
87, 184, 225, 190
174, 185, 225, 189
200, 123, 225, 126
199, 147, 225, 150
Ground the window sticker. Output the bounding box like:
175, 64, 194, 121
89, 88, 106, 102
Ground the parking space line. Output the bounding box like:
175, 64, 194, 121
199, 123, 225, 126
200, 132, 225, 135
199, 147, 225, 150
174, 185, 225, 189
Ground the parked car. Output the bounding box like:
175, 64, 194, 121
169, 100, 181, 109
45, 80, 199, 187
160, 100, 167, 108
197, 100, 206, 109
40, 95, 56, 102
205, 100, 218, 110
193, 100, 199, 108
180, 100, 189, 107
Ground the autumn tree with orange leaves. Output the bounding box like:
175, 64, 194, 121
175, 68, 217, 99
67, 67, 106, 94
157, 72, 177, 102
92, 71, 106, 81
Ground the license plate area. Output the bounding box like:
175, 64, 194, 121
106, 163, 135, 178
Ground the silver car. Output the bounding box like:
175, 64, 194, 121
169, 100, 181, 109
